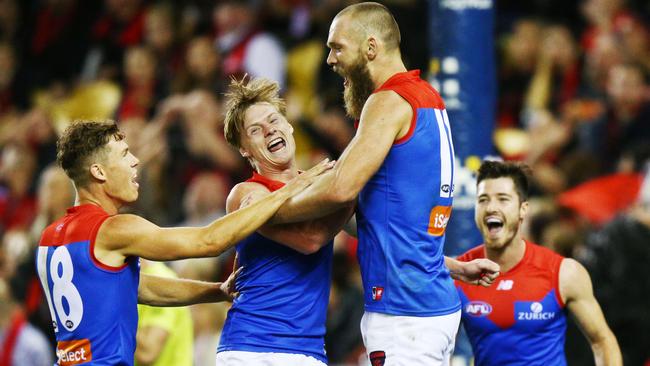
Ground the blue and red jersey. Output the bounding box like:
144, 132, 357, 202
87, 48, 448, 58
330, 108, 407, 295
36, 204, 140, 365
356, 70, 460, 316
218, 172, 333, 363
456, 241, 567, 366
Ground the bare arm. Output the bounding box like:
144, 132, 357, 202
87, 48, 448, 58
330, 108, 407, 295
137, 268, 239, 306
270, 91, 412, 224
445, 256, 500, 286
559, 258, 622, 366
228, 181, 355, 254
94, 159, 333, 266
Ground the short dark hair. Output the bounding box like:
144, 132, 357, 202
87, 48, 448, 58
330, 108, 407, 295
477, 160, 531, 201
56, 120, 124, 187
337, 2, 401, 51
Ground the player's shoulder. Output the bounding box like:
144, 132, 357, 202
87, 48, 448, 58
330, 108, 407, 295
226, 180, 271, 213
526, 240, 565, 262
457, 244, 486, 262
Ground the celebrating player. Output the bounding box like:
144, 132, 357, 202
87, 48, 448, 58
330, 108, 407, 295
267, 3, 499, 364
36, 120, 330, 365
215, 77, 354, 366
455, 160, 622, 365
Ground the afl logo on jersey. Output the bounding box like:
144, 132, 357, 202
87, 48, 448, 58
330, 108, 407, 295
465, 301, 492, 317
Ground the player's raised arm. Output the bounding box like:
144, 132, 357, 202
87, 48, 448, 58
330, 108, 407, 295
96, 159, 333, 263
271, 90, 411, 224
559, 258, 622, 366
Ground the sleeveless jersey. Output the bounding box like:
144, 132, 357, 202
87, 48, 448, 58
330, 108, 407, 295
218, 172, 333, 363
357, 70, 460, 316
456, 241, 567, 366
36, 204, 140, 366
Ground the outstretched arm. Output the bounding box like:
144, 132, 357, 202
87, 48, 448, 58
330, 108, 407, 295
270, 91, 412, 224
560, 258, 622, 366
137, 268, 240, 306
95, 159, 333, 266
446, 256, 500, 287
227, 181, 355, 255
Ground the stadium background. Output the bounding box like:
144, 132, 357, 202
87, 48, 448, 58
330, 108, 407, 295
0, 0, 648, 365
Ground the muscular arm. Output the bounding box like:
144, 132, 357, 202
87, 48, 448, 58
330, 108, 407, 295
228, 181, 355, 254
270, 91, 412, 224
94, 160, 332, 265
137, 273, 230, 306
559, 258, 622, 366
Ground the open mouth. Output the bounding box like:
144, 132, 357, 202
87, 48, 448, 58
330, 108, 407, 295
485, 217, 504, 236
343, 77, 350, 87
267, 137, 286, 153
132, 173, 139, 188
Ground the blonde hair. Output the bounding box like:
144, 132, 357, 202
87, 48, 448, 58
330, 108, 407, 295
223, 77, 286, 148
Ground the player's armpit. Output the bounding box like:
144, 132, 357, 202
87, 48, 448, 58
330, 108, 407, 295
560, 258, 622, 366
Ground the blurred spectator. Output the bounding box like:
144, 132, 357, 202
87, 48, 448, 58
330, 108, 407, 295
0, 278, 53, 366
135, 261, 193, 366
212, 0, 286, 89
497, 19, 542, 127
85, 0, 146, 80
19, 0, 97, 94
175, 36, 224, 93
118, 46, 164, 120
325, 250, 364, 365
0, 42, 17, 114
580, 165, 650, 365
144, 2, 184, 83
0, 143, 37, 235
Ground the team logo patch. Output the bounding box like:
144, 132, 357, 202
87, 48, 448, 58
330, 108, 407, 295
371, 286, 384, 301
465, 301, 492, 317
428, 205, 452, 236
56, 339, 92, 366
369, 350, 386, 366
496, 279, 514, 290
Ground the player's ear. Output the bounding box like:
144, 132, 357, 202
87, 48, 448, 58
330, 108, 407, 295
367, 37, 377, 61
90, 163, 107, 183
239, 147, 250, 158
519, 200, 529, 220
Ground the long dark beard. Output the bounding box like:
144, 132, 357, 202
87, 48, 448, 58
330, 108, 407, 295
343, 61, 375, 120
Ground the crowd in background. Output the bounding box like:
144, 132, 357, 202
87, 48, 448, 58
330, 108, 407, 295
0, 0, 648, 365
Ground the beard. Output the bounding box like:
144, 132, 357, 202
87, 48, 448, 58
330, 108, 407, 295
342, 59, 375, 120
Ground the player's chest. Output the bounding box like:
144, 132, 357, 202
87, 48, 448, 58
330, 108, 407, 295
459, 272, 565, 330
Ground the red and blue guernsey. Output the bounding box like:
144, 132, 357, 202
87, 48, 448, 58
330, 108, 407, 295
36, 204, 140, 366
218, 172, 333, 363
357, 70, 459, 316
456, 241, 568, 366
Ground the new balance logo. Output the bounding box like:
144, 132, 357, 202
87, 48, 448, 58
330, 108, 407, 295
496, 279, 513, 291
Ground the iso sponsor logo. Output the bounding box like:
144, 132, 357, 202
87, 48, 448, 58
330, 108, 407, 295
465, 301, 492, 317
518, 302, 555, 320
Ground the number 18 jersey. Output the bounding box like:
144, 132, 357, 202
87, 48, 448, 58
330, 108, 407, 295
36, 204, 140, 366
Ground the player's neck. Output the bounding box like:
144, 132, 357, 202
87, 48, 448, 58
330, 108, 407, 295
76, 186, 121, 215
370, 56, 407, 89
256, 162, 299, 183
486, 237, 526, 273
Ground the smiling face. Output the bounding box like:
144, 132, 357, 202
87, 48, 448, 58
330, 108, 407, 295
475, 177, 528, 250
95, 137, 140, 204
238, 102, 295, 171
